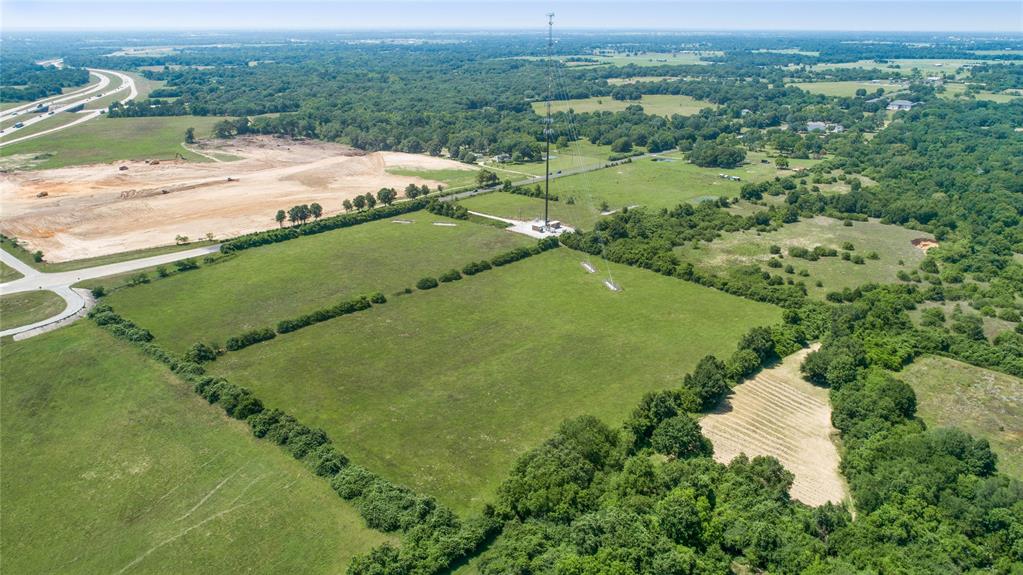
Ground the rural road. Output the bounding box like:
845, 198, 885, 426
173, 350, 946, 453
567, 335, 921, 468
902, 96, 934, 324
0, 244, 220, 339
0, 68, 138, 148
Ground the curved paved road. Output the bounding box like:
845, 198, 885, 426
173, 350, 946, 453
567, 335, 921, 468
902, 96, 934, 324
0, 244, 220, 339
0, 68, 137, 148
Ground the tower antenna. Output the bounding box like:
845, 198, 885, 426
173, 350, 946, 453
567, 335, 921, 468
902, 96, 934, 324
544, 12, 554, 229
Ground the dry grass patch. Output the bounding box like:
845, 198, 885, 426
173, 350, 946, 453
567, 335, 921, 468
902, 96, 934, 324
701, 346, 848, 507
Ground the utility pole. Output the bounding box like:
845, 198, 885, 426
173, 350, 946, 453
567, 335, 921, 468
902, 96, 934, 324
544, 12, 554, 229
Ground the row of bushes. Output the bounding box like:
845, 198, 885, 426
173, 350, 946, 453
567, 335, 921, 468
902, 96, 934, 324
225, 327, 276, 351
219, 293, 385, 352
221, 198, 430, 253
415, 237, 560, 294
89, 304, 495, 575
277, 293, 382, 334
504, 182, 558, 201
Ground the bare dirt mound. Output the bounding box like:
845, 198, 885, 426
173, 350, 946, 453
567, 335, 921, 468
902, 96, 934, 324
0, 136, 473, 261
912, 238, 939, 252
700, 345, 848, 507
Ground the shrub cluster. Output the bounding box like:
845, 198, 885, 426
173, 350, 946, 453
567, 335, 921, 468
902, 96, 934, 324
416, 276, 439, 290
788, 245, 838, 260
222, 199, 429, 253
426, 199, 469, 220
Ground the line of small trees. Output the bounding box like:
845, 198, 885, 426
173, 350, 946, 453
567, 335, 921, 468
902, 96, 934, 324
274, 203, 323, 227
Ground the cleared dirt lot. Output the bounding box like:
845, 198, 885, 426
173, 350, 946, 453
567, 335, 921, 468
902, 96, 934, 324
0, 136, 472, 261
701, 345, 848, 507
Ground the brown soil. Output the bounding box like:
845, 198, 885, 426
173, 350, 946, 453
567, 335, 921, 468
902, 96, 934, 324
700, 345, 849, 507
0, 135, 472, 261
912, 238, 940, 252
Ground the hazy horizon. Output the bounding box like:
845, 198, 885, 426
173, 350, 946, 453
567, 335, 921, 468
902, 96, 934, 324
3, 0, 1022, 33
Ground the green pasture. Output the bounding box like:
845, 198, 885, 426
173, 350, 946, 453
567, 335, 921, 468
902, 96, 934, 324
481, 139, 616, 178
805, 58, 1021, 77
0, 116, 227, 170
0, 323, 390, 574
462, 151, 819, 229
788, 80, 907, 97
606, 76, 678, 85
676, 215, 930, 299
898, 355, 1022, 479
209, 248, 781, 513
938, 82, 1022, 103
385, 166, 480, 191
105, 212, 532, 353
0, 290, 66, 330
532, 94, 716, 117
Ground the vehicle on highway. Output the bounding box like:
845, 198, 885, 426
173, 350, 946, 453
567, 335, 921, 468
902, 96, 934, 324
13, 122, 24, 128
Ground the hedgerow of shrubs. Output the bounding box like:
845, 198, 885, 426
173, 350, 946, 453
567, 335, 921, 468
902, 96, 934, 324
276, 295, 373, 333
225, 327, 276, 351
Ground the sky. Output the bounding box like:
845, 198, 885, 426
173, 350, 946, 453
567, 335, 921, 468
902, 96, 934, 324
2, 0, 1022, 32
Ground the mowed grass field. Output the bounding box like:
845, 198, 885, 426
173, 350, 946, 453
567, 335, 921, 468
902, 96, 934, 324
533, 94, 717, 117
385, 166, 480, 191
461, 151, 819, 229
0, 323, 390, 574
898, 355, 1022, 479
677, 216, 929, 299
0, 260, 23, 281
0, 290, 66, 330
0, 116, 227, 170
480, 139, 615, 178
788, 80, 906, 97
106, 213, 532, 353
804, 58, 1021, 77
209, 248, 782, 513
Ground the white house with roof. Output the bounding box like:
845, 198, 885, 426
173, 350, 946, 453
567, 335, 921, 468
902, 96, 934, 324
887, 100, 917, 111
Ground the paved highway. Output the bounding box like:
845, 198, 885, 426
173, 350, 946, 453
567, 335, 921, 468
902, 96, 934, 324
0, 68, 138, 148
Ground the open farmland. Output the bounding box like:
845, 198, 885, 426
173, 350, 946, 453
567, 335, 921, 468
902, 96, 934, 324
0, 323, 390, 574
701, 346, 848, 506
532, 94, 717, 117
104, 212, 532, 353
0, 116, 227, 171
0, 290, 66, 330
461, 152, 820, 229
804, 58, 1022, 77
0, 135, 474, 261
898, 355, 1023, 479
480, 139, 614, 178
788, 80, 907, 97
206, 248, 781, 512
677, 215, 931, 299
